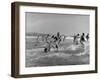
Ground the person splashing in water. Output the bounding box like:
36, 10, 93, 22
80, 33, 86, 48
73, 34, 80, 45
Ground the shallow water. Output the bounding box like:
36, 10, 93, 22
25, 38, 90, 67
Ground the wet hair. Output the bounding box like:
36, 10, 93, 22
82, 33, 85, 36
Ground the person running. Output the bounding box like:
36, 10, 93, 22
80, 33, 86, 47
52, 32, 60, 52
86, 33, 89, 41
73, 34, 80, 45
51, 32, 61, 52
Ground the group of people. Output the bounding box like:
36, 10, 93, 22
43, 32, 89, 53
73, 33, 89, 47
44, 32, 62, 53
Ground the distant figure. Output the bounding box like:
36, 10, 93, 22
57, 32, 60, 37
45, 34, 50, 42
62, 35, 66, 41
80, 33, 86, 47
86, 33, 89, 41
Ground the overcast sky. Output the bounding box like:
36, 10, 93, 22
25, 12, 89, 35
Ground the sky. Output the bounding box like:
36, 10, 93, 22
25, 12, 89, 36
